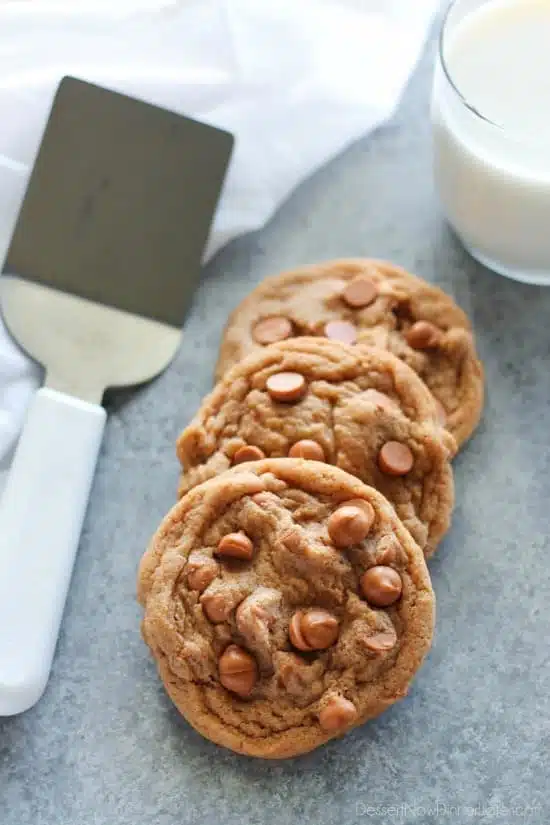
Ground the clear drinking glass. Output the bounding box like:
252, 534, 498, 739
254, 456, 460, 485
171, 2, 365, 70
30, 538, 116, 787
431, 0, 550, 285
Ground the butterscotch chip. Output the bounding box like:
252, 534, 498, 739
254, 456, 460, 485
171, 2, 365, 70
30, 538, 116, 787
138, 458, 435, 758
324, 320, 357, 345
201, 592, 232, 623
288, 440, 325, 461
406, 320, 441, 349
233, 445, 266, 464
187, 567, 214, 593
186, 554, 219, 592
378, 441, 414, 476
360, 566, 403, 607
362, 629, 397, 652
216, 532, 254, 560
375, 536, 399, 566
266, 372, 306, 403
342, 276, 378, 308
178, 338, 455, 557
235, 588, 281, 670
253, 316, 293, 345
341, 499, 376, 523
328, 505, 373, 548
288, 612, 310, 651
215, 258, 484, 447
318, 696, 358, 732
289, 609, 339, 651
218, 645, 258, 697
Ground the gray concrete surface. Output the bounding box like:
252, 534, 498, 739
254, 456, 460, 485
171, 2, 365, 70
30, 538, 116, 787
2, 32, 550, 825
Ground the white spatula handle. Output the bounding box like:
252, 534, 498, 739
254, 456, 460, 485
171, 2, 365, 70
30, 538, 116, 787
0, 387, 106, 716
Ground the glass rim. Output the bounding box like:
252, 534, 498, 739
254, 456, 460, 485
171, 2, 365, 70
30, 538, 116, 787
438, 0, 504, 131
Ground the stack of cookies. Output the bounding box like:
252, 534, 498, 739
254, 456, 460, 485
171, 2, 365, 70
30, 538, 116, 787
138, 259, 484, 759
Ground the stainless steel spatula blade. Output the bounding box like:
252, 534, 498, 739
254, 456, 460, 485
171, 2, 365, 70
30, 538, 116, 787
0, 77, 233, 715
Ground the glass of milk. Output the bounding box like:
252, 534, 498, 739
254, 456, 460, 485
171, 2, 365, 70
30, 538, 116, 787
432, 0, 550, 284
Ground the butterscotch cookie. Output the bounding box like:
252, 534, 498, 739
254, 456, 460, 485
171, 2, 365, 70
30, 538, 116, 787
178, 338, 455, 557
138, 459, 435, 758
215, 259, 484, 447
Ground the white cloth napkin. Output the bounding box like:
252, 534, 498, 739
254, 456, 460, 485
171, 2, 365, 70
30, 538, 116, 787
0, 0, 439, 481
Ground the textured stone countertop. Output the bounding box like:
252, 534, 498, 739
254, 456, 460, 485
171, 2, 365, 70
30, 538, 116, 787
2, 32, 549, 825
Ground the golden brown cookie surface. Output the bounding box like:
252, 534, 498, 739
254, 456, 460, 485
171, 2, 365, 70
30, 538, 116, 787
179, 338, 455, 557
216, 259, 484, 447
138, 459, 435, 758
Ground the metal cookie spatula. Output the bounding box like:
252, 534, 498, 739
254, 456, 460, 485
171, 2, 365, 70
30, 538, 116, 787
0, 77, 233, 715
